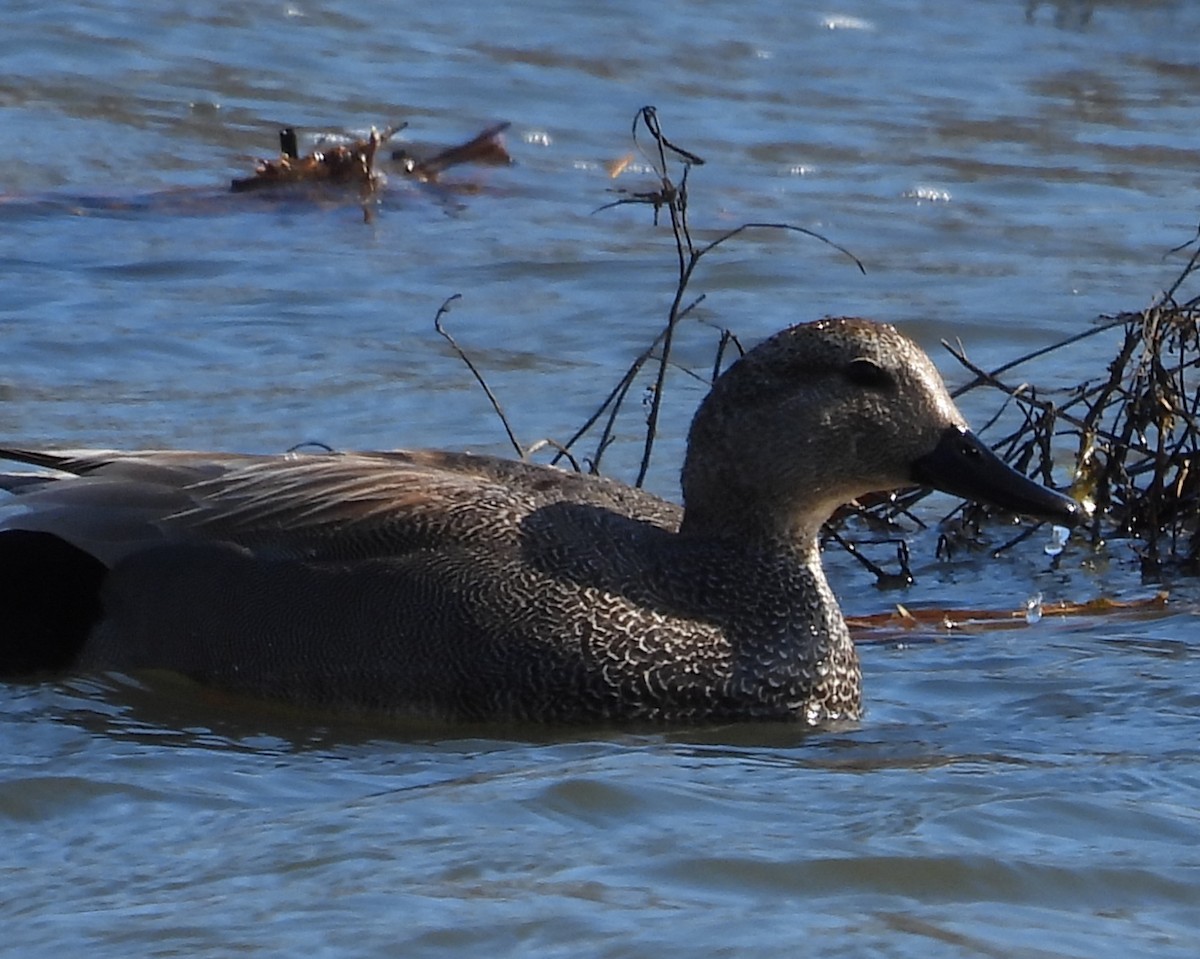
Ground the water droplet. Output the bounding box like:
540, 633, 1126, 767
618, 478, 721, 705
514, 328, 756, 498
1044, 524, 1069, 557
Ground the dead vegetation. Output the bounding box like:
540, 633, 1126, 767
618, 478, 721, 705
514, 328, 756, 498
433, 106, 864, 483
847, 590, 1169, 641
230, 121, 512, 194
392, 121, 513, 183
553, 106, 864, 484
231, 125, 396, 194
895, 235, 1200, 578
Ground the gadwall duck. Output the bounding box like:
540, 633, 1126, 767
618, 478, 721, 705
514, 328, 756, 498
0, 318, 1080, 723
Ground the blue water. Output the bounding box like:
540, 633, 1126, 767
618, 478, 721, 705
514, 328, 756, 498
2, 1, 1200, 956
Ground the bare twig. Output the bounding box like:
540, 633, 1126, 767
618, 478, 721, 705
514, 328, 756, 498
433, 294, 525, 459
917, 227, 1200, 571
599, 106, 869, 488
947, 317, 1125, 398
696, 221, 866, 275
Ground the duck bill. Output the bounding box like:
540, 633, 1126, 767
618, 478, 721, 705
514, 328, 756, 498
911, 426, 1084, 526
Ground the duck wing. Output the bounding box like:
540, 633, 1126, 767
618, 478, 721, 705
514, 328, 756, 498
0, 446, 680, 565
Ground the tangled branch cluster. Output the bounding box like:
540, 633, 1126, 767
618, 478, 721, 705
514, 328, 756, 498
912, 237, 1200, 575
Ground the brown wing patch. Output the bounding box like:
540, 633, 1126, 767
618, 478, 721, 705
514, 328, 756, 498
169, 453, 537, 543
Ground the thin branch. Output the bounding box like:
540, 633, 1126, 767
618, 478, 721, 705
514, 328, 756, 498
433, 294, 524, 459
697, 221, 866, 275
947, 317, 1125, 398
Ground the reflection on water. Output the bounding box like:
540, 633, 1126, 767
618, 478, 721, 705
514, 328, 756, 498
3, 1, 1200, 957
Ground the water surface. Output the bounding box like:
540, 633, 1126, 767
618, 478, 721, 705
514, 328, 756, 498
2, 1, 1199, 956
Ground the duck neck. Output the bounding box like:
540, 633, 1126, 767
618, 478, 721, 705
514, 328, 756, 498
678, 423, 836, 547
675, 514, 860, 723
678, 478, 828, 552
675, 459, 864, 720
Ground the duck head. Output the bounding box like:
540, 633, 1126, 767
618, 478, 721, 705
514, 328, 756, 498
680, 317, 1082, 541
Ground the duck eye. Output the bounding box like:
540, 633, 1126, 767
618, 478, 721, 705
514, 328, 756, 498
843, 358, 894, 391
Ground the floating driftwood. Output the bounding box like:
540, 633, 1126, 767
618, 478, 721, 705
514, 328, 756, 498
847, 591, 1169, 640
392, 121, 513, 183
231, 125, 397, 193
231, 121, 513, 193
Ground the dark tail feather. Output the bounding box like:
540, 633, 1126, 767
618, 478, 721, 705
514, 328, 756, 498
0, 530, 106, 675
